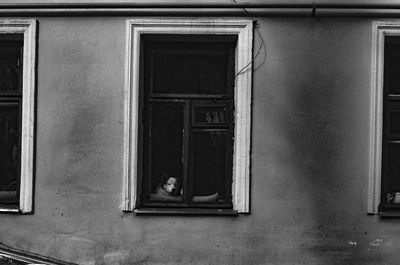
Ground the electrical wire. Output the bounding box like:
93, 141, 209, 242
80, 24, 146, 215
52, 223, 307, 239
230, 0, 266, 78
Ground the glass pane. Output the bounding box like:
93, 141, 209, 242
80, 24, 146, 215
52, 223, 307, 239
152, 49, 231, 95
148, 102, 184, 202
192, 131, 229, 202
194, 105, 229, 125
0, 38, 23, 93
385, 143, 400, 204
0, 102, 19, 203
389, 110, 400, 134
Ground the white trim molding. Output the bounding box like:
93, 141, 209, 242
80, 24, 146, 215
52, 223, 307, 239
123, 18, 253, 213
0, 19, 36, 213
368, 20, 400, 214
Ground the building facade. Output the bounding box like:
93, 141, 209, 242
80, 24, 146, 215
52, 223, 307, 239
0, 1, 400, 264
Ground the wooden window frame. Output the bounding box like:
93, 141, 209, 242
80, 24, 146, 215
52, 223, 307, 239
123, 18, 253, 214
0, 19, 36, 214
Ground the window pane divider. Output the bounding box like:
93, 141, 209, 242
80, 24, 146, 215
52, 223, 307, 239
134, 207, 238, 216
387, 94, 400, 100
149, 94, 232, 99
182, 101, 191, 203
0, 93, 22, 97
386, 140, 400, 143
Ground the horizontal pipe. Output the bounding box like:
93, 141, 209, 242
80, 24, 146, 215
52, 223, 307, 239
1, 2, 400, 17
317, 8, 400, 17
2, 2, 400, 9
0, 2, 317, 9
0, 8, 313, 17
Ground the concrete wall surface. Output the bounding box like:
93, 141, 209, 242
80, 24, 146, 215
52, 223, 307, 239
0, 16, 399, 265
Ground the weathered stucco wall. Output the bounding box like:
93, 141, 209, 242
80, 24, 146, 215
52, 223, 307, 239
0, 16, 399, 265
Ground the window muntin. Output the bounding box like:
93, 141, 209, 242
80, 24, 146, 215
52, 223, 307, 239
139, 35, 235, 208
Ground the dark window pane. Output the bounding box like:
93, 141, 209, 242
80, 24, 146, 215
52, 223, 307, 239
0, 37, 23, 93
386, 143, 400, 193
0, 101, 19, 203
192, 131, 229, 202
193, 105, 229, 126
143, 36, 236, 97
389, 110, 400, 134
384, 36, 400, 94
152, 50, 229, 95
147, 102, 184, 202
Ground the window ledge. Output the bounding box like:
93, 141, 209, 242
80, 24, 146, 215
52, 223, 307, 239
378, 204, 400, 217
133, 207, 238, 216
0, 204, 19, 213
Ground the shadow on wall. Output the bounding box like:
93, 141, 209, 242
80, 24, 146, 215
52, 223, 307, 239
273, 18, 389, 265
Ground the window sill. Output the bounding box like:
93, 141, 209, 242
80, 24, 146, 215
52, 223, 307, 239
0, 204, 19, 213
134, 207, 238, 216
378, 204, 400, 217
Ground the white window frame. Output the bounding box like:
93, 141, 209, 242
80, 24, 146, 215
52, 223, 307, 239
123, 18, 253, 213
0, 19, 36, 213
369, 21, 400, 214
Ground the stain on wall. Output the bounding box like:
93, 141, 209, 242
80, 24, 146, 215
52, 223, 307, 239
0, 16, 399, 265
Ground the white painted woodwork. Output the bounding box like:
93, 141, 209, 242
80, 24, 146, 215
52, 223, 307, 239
123, 18, 253, 213
0, 19, 36, 213
368, 21, 400, 214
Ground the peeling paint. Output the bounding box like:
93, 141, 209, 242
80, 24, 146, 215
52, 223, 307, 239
369, 239, 383, 247
119, 201, 127, 210
78, 259, 96, 265
104, 250, 129, 265
348, 240, 357, 247
66, 236, 95, 244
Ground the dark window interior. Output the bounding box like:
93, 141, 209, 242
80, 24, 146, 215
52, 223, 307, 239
147, 102, 184, 202
152, 48, 230, 95
0, 35, 23, 206
192, 131, 228, 198
139, 35, 236, 209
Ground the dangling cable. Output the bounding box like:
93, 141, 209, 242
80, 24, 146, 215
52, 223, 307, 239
230, 0, 266, 78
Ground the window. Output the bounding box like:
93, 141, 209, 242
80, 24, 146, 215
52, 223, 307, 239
123, 18, 253, 214
380, 36, 400, 215
140, 35, 235, 209
0, 20, 36, 213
